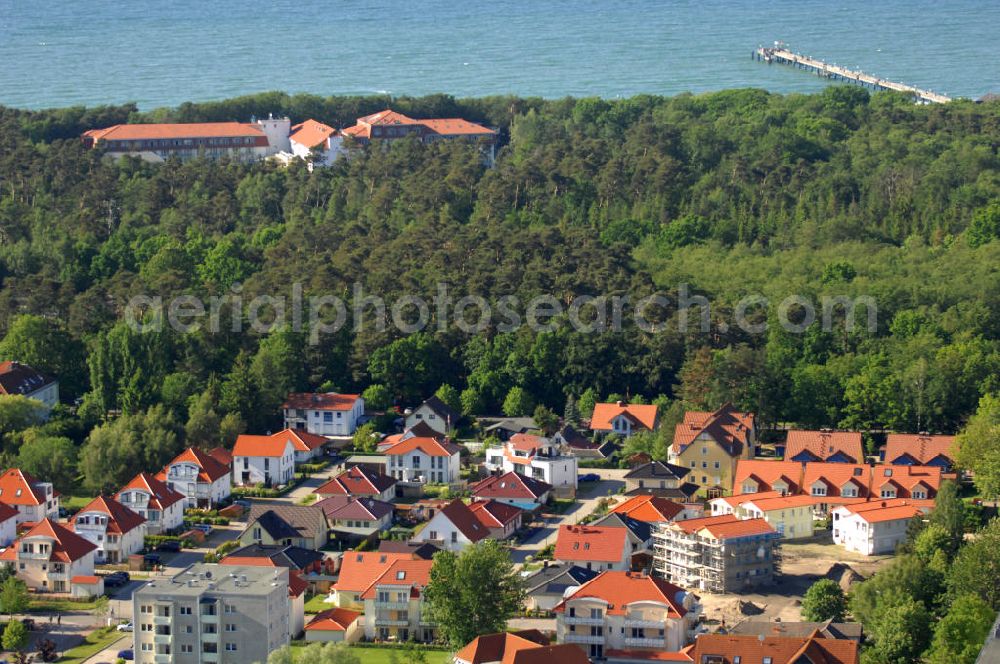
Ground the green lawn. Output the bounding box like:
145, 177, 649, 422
289, 643, 452, 664
28, 597, 100, 613
56, 626, 127, 663
60, 495, 94, 513
303, 593, 335, 614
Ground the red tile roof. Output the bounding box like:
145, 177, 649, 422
455, 631, 550, 664
161, 447, 231, 483
590, 402, 659, 432
734, 461, 804, 494
869, 464, 941, 495
232, 434, 294, 458
688, 632, 859, 664
419, 118, 495, 137
359, 559, 434, 600
115, 473, 185, 511
611, 495, 685, 523
469, 500, 522, 528
70, 495, 145, 535
785, 430, 863, 463
0, 502, 17, 523
282, 393, 361, 411
334, 551, 412, 593
15, 518, 97, 563
554, 571, 690, 618
735, 494, 819, 512
471, 472, 552, 501
315, 494, 394, 521
358, 109, 420, 126
274, 428, 329, 453
435, 499, 490, 542
509, 433, 548, 452
672, 404, 754, 456
384, 436, 460, 457
0, 468, 52, 506
604, 650, 693, 662
208, 447, 233, 467
845, 503, 926, 524
314, 466, 396, 497
885, 434, 956, 465
71, 575, 100, 585
289, 119, 338, 149
83, 122, 265, 142
554, 525, 628, 563
0, 361, 55, 396
669, 514, 776, 539
305, 608, 362, 632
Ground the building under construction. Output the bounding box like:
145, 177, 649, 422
652, 515, 781, 594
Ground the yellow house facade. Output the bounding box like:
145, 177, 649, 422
669, 404, 756, 497
710, 492, 816, 539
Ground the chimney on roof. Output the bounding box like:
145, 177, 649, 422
616, 400, 624, 407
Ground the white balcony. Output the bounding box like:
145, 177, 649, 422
624, 636, 666, 648
375, 618, 410, 627
563, 616, 604, 626
375, 601, 409, 610
624, 618, 665, 629
563, 634, 604, 645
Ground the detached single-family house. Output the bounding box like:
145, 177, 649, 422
405, 395, 461, 437
275, 428, 331, 463
115, 472, 185, 534
314, 466, 397, 502
384, 435, 461, 485
69, 495, 146, 563
471, 471, 552, 511
0, 361, 59, 410
590, 512, 654, 556
0, 519, 98, 594
315, 495, 394, 542
157, 447, 232, 508
0, 468, 59, 524
232, 433, 296, 487
243, 504, 330, 551
330, 551, 413, 609
523, 563, 599, 612
669, 403, 756, 497
283, 393, 364, 436
589, 401, 659, 437
410, 498, 493, 551
784, 430, 864, 464
359, 558, 438, 642
554, 525, 630, 572
467, 500, 523, 540
623, 460, 699, 501
610, 494, 695, 524
832, 498, 934, 555
883, 433, 957, 472
483, 434, 578, 492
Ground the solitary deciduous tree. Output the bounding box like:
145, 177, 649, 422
801, 578, 846, 622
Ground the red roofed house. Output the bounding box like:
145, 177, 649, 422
783, 430, 864, 464
410, 499, 495, 551
359, 558, 438, 642
883, 433, 957, 472
471, 471, 553, 511
554, 525, 630, 572
0, 518, 98, 594
330, 551, 414, 608
232, 433, 296, 487
304, 607, 363, 644
652, 515, 780, 593
734, 460, 805, 496
483, 433, 579, 493
288, 119, 344, 167
554, 570, 700, 660
314, 466, 397, 502
276, 428, 333, 463
157, 447, 232, 508
590, 401, 660, 437
455, 631, 590, 664
0, 361, 59, 410
709, 492, 817, 540
0, 503, 16, 547
341, 109, 497, 165
669, 404, 756, 498
384, 435, 462, 485
688, 632, 859, 664
832, 498, 935, 555
69, 495, 146, 563
0, 468, 59, 524
115, 472, 186, 534
283, 392, 364, 436
611, 495, 694, 524
315, 495, 395, 541
468, 500, 523, 540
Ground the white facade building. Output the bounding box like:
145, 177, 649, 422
832, 500, 931, 555
232, 435, 296, 487
160, 447, 232, 508
484, 434, 578, 493
70, 496, 146, 564
283, 393, 364, 436
384, 435, 461, 485
0, 468, 59, 524
115, 473, 186, 535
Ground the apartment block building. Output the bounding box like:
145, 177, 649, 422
131, 563, 291, 664
360, 559, 437, 643
484, 433, 578, 493
652, 515, 780, 593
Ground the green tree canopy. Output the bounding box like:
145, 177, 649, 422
801, 578, 847, 622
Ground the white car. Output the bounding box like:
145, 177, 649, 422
116, 622, 133, 632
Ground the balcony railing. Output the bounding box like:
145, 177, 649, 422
375, 618, 410, 627
375, 601, 409, 610
623, 637, 666, 648
624, 618, 666, 629
563, 616, 604, 626
563, 634, 604, 645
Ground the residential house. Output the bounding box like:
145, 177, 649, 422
455, 631, 590, 664
232, 434, 296, 487
687, 633, 859, 664
274, 428, 331, 463
330, 551, 414, 608
216, 553, 310, 637
115, 472, 186, 534
0, 518, 97, 593
304, 608, 364, 644
315, 495, 394, 542
158, 447, 232, 508
377, 421, 441, 452
360, 558, 438, 642
728, 619, 863, 642
131, 563, 292, 663
524, 563, 600, 612
554, 525, 630, 572
883, 433, 957, 472
288, 119, 344, 167
0, 468, 59, 523
553, 570, 699, 661
784, 430, 864, 464
283, 393, 364, 436
805, 463, 941, 514
409, 498, 494, 551
590, 401, 659, 437
734, 460, 806, 496
832, 499, 934, 555
555, 425, 617, 459
314, 466, 397, 502
611, 495, 697, 524
377, 540, 441, 560
623, 461, 699, 501
69, 495, 146, 563
668, 404, 756, 497
219, 543, 329, 579
0, 361, 59, 410
0, 503, 17, 547
384, 435, 461, 485
590, 513, 654, 559
652, 515, 780, 593
242, 505, 330, 551
480, 417, 536, 442
405, 395, 461, 437
342, 109, 498, 165
709, 493, 816, 539
468, 500, 523, 540
471, 471, 552, 511
484, 433, 578, 493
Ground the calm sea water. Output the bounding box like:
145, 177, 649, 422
1, 0, 997, 110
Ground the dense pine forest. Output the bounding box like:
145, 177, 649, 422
1, 88, 999, 492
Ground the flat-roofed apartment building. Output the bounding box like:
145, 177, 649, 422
131, 563, 291, 664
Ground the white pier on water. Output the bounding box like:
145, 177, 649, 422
755, 45, 952, 104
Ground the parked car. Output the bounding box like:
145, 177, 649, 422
116, 649, 134, 661
116, 621, 133, 632
192, 524, 213, 535
104, 571, 130, 587
578, 472, 600, 482
156, 540, 181, 553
